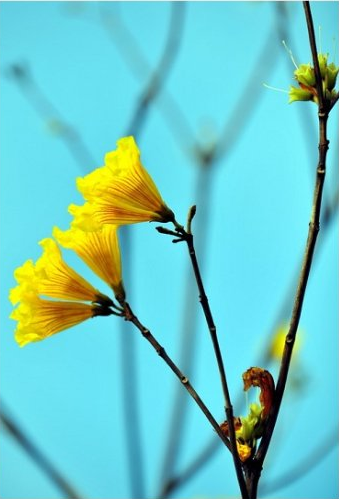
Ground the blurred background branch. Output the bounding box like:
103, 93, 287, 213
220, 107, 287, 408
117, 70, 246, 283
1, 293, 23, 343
5, 63, 96, 172
0, 401, 83, 499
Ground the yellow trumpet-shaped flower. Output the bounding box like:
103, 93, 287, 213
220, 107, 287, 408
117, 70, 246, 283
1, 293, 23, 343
10, 238, 108, 305
69, 136, 174, 229
11, 296, 97, 347
53, 225, 125, 301
9, 237, 115, 346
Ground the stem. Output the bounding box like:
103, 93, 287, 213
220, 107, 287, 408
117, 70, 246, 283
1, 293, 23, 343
303, 2, 325, 112
122, 301, 232, 451
183, 229, 248, 499
252, 2, 331, 488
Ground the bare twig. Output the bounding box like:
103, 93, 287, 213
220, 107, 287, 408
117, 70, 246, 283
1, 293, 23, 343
157, 4, 292, 495
163, 150, 338, 496
163, 219, 248, 499
156, 2, 339, 495
249, 3, 334, 497
303, 2, 325, 111
121, 302, 232, 452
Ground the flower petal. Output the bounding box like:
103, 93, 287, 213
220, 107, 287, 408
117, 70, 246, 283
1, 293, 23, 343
11, 297, 95, 347
53, 225, 124, 301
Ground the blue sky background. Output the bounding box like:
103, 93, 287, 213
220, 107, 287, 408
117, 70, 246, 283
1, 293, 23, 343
0, 2, 338, 499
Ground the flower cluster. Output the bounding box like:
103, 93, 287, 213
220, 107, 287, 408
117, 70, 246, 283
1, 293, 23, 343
10, 137, 173, 346
220, 367, 275, 462
289, 53, 338, 106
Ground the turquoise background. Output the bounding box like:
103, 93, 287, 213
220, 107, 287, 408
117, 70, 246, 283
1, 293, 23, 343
0, 2, 338, 498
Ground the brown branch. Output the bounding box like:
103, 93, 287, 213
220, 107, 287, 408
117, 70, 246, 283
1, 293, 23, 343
168, 219, 248, 499
249, 4, 332, 496
122, 301, 232, 451
303, 2, 325, 111
156, 6, 293, 495
156, 2, 339, 495
156, 170, 214, 495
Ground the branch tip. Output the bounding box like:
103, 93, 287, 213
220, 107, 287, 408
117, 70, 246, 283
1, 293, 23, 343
187, 205, 197, 234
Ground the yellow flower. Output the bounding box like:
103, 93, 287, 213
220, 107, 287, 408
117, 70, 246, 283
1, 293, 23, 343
11, 296, 96, 347
9, 260, 39, 305
9, 237, 115, 346
10, 238, 108, 305
69, 136, 174, 229
53, 225, 125, 301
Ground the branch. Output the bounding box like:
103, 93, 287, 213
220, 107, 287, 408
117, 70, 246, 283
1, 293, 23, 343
303, 2, 325, 111
122, 302, 232, 451
252, 3, 332, 492
157, 5, 293, 495
168, 219, 248, 499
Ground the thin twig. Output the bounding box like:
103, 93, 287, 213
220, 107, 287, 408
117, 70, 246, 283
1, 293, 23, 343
122, 301, 232, 451
156, 1, 339, 494
157, 168, 339, 498
169, 221, 248, 499
156, 170, 214, 496
250, 3, 333, 496
303, 2, 325, 111
157, 4, 291, 494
